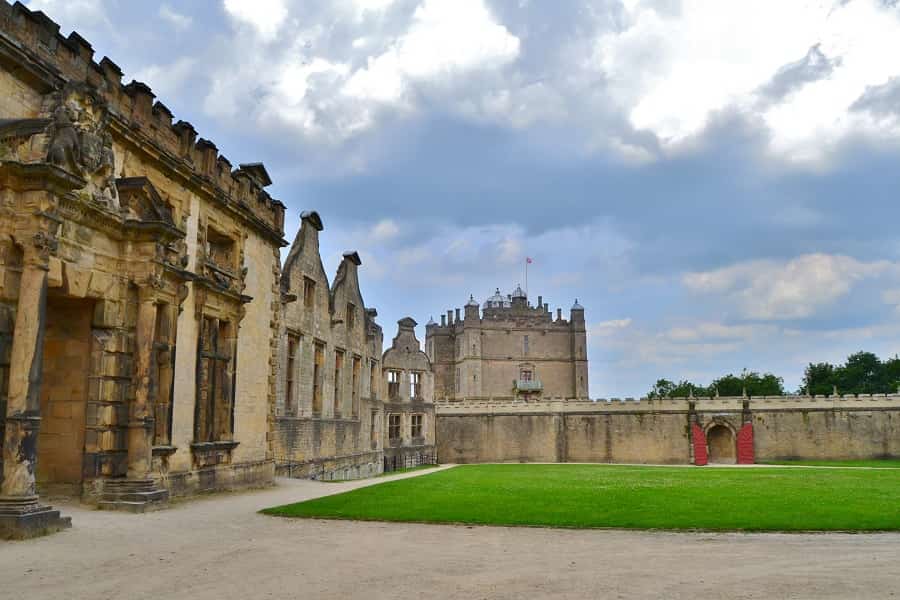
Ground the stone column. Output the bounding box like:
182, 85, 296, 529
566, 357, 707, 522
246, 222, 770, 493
0, 243, 71, 538
127, 290, 157, 479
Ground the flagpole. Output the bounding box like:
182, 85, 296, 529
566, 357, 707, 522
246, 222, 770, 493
525, 258, 529, 300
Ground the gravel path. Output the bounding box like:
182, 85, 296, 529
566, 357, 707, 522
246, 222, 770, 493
2, 466, 898, 600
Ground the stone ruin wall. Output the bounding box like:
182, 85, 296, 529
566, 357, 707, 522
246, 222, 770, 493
436, 396, 900, 465
0, 1, 285, 500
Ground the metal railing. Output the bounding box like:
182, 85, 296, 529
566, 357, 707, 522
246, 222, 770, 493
383, 451, 437, 474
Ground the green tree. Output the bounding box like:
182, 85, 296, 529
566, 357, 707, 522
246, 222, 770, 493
710, 370, 784, 396
801, 362, 836, 395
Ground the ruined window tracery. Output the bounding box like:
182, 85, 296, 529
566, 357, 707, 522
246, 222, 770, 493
388, 369, 401, 399
285, 333, 300, 415
312, 342, 324, 415
410, 371, 421, 400
334, 350, 344, 416
351, 356, 361, 417
152, 303, 176, 446
195, 316, 234, 442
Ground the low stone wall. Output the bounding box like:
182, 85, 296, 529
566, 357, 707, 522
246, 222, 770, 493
272, 408, 383, 481
435, 396, 900, 464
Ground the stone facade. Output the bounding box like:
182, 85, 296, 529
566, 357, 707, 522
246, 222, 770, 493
273, 213, 436, 479
436, 395, 900, 465
426, 288, 588, 402
382, 317, 436, 469
0, 2, 284, 537
273, 212, 385, 480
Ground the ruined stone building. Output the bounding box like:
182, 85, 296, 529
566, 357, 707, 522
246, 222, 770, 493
382, 317, 436, 469
0, 2, 285, 538
274, 212, 435, 479
274, 211, 384, 480
426, 287, 588, 402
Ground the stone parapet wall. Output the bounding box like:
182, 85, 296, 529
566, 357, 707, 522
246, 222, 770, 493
436, 395, 900, 464
0, 1, 285, 238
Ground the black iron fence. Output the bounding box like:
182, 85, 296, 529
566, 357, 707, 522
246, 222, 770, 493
383, 451, 437, 474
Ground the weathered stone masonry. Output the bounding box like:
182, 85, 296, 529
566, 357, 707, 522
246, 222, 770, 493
0, 2, 285, 538
273, 212, 436, 480
436, 396, 900, 465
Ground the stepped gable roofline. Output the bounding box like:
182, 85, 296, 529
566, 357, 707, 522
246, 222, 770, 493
0, 0, 286, 241
342, 250, 362, 266
238, 162, 272, 187
300, 210, 324, 231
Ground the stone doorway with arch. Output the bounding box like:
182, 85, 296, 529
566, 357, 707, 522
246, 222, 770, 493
706, 423, 737, 464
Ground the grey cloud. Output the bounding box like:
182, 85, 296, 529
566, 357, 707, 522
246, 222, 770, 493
756, 44, 840, 107
850, 76, 900, 119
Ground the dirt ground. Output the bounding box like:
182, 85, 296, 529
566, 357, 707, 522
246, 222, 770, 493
2, 466, 899, 600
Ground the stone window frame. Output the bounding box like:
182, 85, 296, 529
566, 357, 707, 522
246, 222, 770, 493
312, 340, 325, 416
411, 413, 424, 439
346, 302, 356, 331
388, 413, 401, 442
303, 276, 316, 309
285, 331, 301, 415
409, 371, 421, 400
333, 348, 345, 417
351, 354, 361, 418
387, 369, 401, 400
369, 359, 378, 399
194, 315, 236, 443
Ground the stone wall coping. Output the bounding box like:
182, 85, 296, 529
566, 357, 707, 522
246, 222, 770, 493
0, 1, 286, 239
435, 394, 900, 415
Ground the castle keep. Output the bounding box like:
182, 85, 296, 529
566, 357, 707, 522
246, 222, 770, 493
427, 287, 588, 401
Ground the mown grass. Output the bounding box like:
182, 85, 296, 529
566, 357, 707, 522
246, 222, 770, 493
759, 458, 900, 468
263, 464, 900, 531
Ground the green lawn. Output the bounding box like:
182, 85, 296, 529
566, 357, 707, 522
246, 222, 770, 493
263, 464, 900, 531
759, 458, 900, 468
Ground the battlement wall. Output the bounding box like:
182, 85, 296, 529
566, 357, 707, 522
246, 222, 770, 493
435, 394, 900, 464
0, 1, 285, 238
436, 394, 900, 415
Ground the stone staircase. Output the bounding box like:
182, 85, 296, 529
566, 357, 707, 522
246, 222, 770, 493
98, 479, 169, 513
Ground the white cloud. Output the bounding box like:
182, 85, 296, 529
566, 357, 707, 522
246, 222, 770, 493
594, 0, 900, 163
371, 219, 400, 242
590, 318, 632, 337
26, 0, 110, 30
683, 253, 894, 320
133, 58, 196, 100
343, 0, 520, 104
223, 0, 287, 40
159, 4, 192, 31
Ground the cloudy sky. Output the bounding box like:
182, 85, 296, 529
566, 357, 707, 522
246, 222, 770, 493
29, 0, 900, 397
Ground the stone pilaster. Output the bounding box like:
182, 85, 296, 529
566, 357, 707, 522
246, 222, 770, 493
0, 241, 71, 539
99, 283, 168, 512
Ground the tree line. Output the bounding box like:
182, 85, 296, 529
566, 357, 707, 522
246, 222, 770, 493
646, 351, 900, 398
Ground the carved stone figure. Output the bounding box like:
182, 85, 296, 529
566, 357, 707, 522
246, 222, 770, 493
44, 84, 120, 209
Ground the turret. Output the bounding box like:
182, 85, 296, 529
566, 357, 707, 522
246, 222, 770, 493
464, 294, 480, 321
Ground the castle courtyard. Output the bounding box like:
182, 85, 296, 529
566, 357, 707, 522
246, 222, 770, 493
2, 468, 900, 600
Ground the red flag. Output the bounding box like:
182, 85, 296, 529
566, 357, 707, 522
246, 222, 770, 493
526, 257, 533, 264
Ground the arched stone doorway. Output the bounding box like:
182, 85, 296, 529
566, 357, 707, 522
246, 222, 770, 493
707, 425, 736, 464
